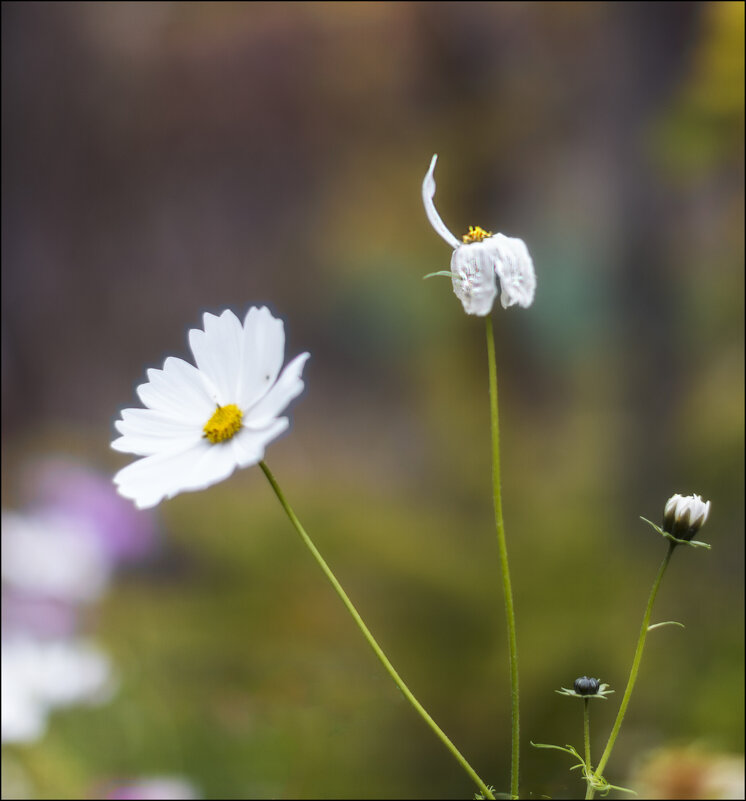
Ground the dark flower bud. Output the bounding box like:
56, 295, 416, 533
573, 676, 600, 696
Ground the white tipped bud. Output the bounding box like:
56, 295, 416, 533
662, 493, 711, 541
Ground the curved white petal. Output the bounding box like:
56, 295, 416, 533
450, 244, 498, 316
237, 306, 286, 410
111, 431, 203, 457
115, 408, 199, 439
489, 234, 536, 309
112, 408, 202, 456
665, 494, 681, 519
422, 154, 461, 250
230, 418, 290, 468
189, 310, 245, 405
114, 439, 240, 509
136, 357, 216, 423
244, 352, 310, 428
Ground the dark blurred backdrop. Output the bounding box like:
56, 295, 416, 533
2, 2, 744, 799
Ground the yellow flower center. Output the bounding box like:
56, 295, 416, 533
203, 404, 243, 444
462, 225, 493, 244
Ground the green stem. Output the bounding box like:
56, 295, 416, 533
485, 316, 520, 800
583, 699, 593, 800
587, 542, 676, 799
259, 460, 495, 801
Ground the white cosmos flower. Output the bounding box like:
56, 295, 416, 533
422, 154, 536, 315
112, 307, 309, 509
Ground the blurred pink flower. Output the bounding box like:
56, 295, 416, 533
24, 457, 158, 562
103, 777, 200, 800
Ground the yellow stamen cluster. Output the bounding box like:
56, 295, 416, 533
203, 404, 243, 444
462, 225, 493, 244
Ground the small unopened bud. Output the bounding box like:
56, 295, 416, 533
662, 494, 711, 542
573, 676, 600, 696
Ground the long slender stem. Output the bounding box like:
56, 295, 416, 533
485, 316, 520, 800
259, 460, 495, 800
587, 542, 676, 799
583, 699, 593, 800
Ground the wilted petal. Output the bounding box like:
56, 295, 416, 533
450, 243, 498, 316
488, 234, 536, 309
422, 155, 461, 250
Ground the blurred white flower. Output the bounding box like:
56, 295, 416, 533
422, 154, 536, 315
112, 307, 309, 509
1, 511, 112, 604
662, 493, 711, 542
1, 637, 113, 744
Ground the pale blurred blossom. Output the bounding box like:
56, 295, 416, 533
628, 746, 744, 800
1, 591, 79, 639
104, 776, 201, 800
1, 637, 114, 744
23, 457, 158, 563
2, 511, 112, 604
1, 457, 157, 746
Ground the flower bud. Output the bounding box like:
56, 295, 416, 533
573, 676, 600, 696
662, 494, 711, 542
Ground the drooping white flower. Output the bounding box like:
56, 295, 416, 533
112, 307, 309, 509
662, 493, 711, 541
422, 154, 536, 315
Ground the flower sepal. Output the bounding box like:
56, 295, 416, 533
640, 517, 711, 549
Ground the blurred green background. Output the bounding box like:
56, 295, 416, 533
2, 2, 743, 799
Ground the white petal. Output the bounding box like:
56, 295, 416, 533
422, 154, 461, 250
136, 357, 215, 423
665, 494, 681, 518
116, 407, 199, 438
450, 244, 498, 316
237, 306, 286, 409
489, 234, 536, 309
112, 408, 202, 456
114, 439, 239, 509
188, 310, 244, 405
244, 352, 310, 428
111, 432, 202, 457
230, 418, 290, 467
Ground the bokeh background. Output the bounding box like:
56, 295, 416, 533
2, 2, 744, 799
